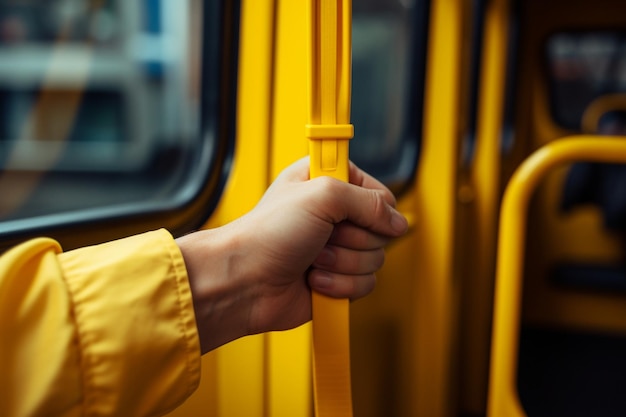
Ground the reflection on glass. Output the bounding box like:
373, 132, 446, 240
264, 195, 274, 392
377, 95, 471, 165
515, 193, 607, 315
547, 32, 626, 129
350, 0, 426, 190
0, 0, 204, 223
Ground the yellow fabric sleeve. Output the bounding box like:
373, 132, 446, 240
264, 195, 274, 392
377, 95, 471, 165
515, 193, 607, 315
0, 229, 201, 417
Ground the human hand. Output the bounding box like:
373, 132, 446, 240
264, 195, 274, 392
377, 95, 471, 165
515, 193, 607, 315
177, 158, 408, 353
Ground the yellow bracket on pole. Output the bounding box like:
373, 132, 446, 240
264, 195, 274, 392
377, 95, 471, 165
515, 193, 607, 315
307, 1, 354, 416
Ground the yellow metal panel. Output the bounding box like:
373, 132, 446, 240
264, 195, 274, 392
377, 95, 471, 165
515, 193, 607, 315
209, 0, 275, 225
411, 0, 465, 415
217, 336, 266, 417
349, 216, 420, 417
207, 0, 277, 414
165, 0, 277, 416
212, 0, 333, 416
265, 2, 313, 417
162, 354, 219, 416
206, 1, 318, 415
459, 0, 510, 414
272, 0, 310, 166
266, 327, 312, 417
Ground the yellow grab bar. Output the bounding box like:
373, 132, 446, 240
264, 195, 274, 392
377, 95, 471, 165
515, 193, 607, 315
306, 1, 354, 416
488, 136, 626, 417
581, 93, 626, 134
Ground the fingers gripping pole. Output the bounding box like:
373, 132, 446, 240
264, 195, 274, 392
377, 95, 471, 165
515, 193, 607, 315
307, 1, 354, 416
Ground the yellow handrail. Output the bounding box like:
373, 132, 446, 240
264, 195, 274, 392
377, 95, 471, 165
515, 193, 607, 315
306, 1, 354, 416
487, 136, 626, 417
581, 94, 626, 134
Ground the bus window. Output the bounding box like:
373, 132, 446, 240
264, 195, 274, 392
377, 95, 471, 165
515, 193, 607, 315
350, 0, 429, 193
0, 0, 236, 239
547, 31, 626, 130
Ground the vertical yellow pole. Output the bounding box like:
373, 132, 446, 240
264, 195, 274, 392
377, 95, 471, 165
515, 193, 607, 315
306, 1, 354, 416
413, 0, 464, 415
462, 0, 510, 413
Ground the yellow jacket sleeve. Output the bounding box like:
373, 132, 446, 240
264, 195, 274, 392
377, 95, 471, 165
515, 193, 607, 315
0, 229, 201, 417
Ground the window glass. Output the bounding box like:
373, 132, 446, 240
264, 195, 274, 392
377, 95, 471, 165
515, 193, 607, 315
547, 32, 626, 130
0, 0, 218, 231
351, 0, 428, 192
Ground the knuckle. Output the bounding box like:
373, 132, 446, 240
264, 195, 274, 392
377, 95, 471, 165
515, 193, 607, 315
370, 191, 390, 222
314, 175, 341, 193
373, 249, 386, 270
311, 176, 343, 205
361, 274, 377, 297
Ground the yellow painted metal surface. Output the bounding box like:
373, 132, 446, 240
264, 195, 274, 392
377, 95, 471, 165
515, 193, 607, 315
165, 0, 276, 416
14, 1, 626, 416
265, 329, 312, 417
410, 0, 466, 415
170, 0, 478, 415
264, 1, 315, 416
459, 0, 510, 414
581, 93, 626, 133
488, 137, 626, 417
111, 0, 504, 414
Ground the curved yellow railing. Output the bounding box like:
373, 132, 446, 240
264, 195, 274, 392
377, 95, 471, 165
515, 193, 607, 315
582, 94, 626, 134
488, 136, 626, 417
307, 1, 354, 416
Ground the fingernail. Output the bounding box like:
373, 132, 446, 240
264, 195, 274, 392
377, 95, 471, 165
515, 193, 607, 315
315, 247, 336, 267
311, 271, 333, 289
391, 210, 409, 234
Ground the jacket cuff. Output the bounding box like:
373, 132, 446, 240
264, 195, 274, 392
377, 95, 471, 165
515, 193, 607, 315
59, 229, 201, 416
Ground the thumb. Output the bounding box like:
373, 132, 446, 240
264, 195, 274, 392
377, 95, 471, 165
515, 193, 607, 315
312, 177, 409, 237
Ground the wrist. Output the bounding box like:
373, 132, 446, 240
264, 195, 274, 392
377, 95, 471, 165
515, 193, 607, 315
176, 225, 254, 354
